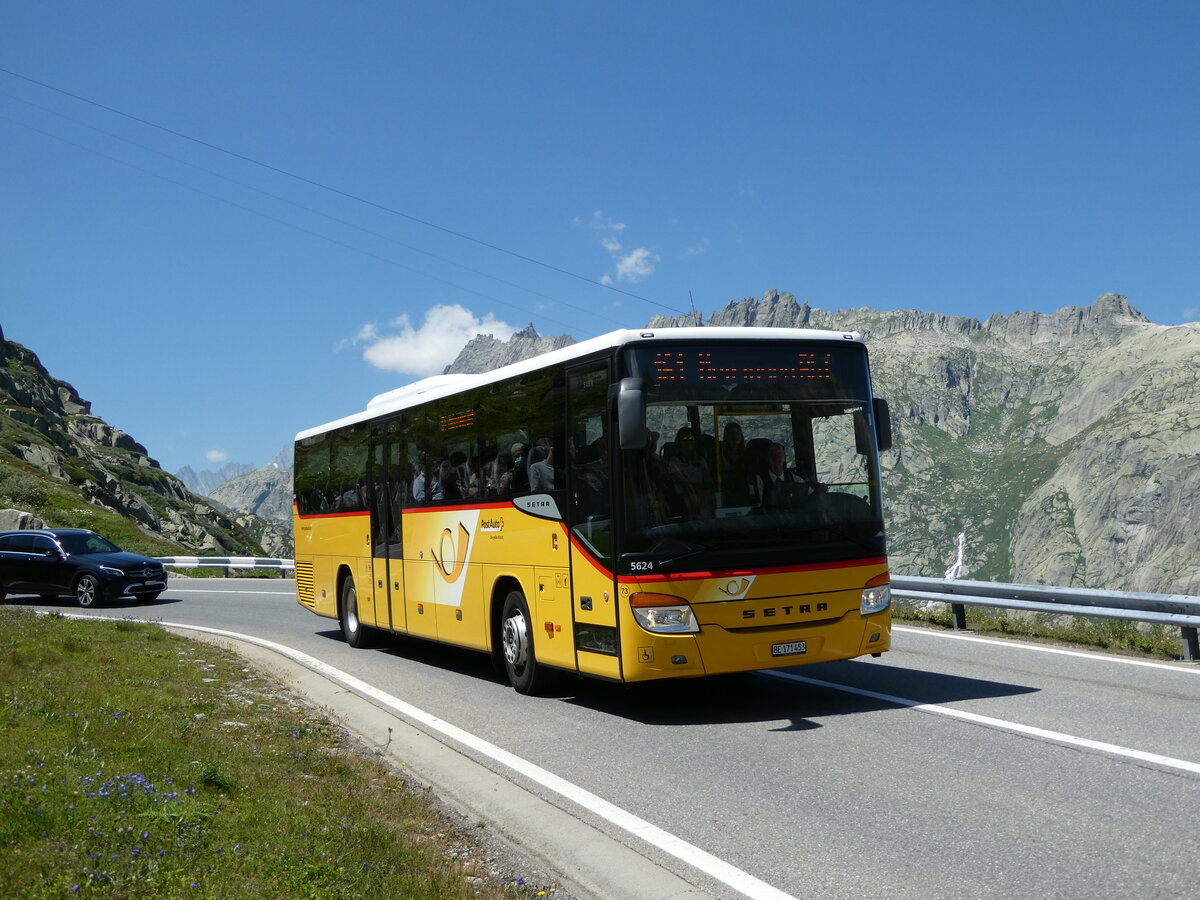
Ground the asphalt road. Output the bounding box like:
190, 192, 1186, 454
14, 577, 1200, 899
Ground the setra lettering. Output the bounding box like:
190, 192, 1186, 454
741, 602, 828, 620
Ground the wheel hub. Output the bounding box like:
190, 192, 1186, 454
502, 611, 528, 670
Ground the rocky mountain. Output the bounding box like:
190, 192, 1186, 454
209, 465, 294, 556
266, 444, 293, 470
448, 291, 1200, 596
175, 461, 256, 496
0, 324, 278, 556
445, 324, 577, 375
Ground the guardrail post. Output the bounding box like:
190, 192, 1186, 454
951, 602, 968, 630
1182, 626, 1199, 662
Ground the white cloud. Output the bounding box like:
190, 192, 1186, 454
361, 304, 516, 376
206, 449, 229, 463
615, 247, 660, 283
334, 322, 378, 352
583, 210, 659, 284
1183, 306, 1198, 322
589, 211, 626, 234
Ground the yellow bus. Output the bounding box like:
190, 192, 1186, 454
293, 327, 893, 694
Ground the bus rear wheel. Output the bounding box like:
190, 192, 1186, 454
500, 590, 550, 695
340, 577, 376, 649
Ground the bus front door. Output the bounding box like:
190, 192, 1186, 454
567, 361, 621, 681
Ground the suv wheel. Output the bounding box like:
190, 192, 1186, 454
75, 573, 105, 608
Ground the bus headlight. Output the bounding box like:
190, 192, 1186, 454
630, 592, 700, 634
861, 579, 891, 615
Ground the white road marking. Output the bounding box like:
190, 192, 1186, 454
763, 669, 1200, 776
893, 624, 1200, 675
166, 589, 295, 596
68, 614, 796, 900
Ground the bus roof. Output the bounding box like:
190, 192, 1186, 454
295, 326, 864, 441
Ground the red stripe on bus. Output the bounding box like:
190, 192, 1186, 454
405, 501, 513, 513
295, 510, 370, 521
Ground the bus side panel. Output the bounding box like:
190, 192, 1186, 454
404, 507, 485, 642
530, 566, 575, 670
356, 556, 380, 628
294, 512, 370, 620
470, 512, 573, 668
436, 562, 487, 650
569, 542, 621, 681
403, 557, 438, 640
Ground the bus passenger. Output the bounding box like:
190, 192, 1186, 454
667, 428, 713, 518
720, 421, 752, 505
509, 442, 529, 491
529, 445, 555, 491
412, 453, 443, 501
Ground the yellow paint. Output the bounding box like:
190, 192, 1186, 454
294, 506, 890, 685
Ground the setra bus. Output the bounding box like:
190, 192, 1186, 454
293, 327, 893, 694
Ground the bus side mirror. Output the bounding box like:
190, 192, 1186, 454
873, 398, 893, 451
616, 378, 647, 450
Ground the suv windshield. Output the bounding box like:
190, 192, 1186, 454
58, 532, 121, 555
619, 340, 886, 573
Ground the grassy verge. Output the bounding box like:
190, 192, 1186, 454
894, 602, 1185, 659
0, 609, 557, 898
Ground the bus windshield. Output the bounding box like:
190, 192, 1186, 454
619, 341, 886, 573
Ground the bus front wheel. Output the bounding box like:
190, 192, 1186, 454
340, 577, 376, 649
500, 590, 549, 695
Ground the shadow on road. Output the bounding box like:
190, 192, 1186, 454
313, 626, 1037, 731
564, 659, 1039, 729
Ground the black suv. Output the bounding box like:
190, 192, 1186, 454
0, 528, 167, 607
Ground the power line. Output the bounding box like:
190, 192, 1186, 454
0, 111, 618, 337
0, 92, 630, 333
0, 65, 686, 316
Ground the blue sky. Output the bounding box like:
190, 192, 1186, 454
2, 2, 1197, 476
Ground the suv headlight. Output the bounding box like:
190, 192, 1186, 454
861, 576, 891, 615
630, 592, 700, 634
98, 566, 124, 577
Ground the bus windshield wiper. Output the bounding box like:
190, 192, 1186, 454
651, 546, 715, 573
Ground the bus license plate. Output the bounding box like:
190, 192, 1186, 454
771, 640, 807, 657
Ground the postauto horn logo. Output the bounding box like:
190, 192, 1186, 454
433, 523, 471, 584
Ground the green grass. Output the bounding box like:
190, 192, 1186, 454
0, 610, 558, 898
894, 602, 1185, 659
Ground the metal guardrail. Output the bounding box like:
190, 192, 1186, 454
890, 575, 1200, 662
157, 556, 294, 577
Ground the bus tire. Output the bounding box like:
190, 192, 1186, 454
500, 589, 550, 695
340, 577, 376, 649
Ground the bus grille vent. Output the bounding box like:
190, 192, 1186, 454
295, 561, 316, 608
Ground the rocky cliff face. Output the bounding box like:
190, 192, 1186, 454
209, 466, 295, 557
444, 324, 576, 375
462, 292, 1200, 595
175, 461, 257, 496
0, 327, 273, 555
